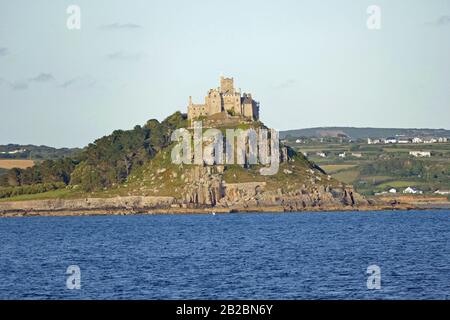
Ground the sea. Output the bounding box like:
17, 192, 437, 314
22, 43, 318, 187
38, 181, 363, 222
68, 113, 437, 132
0, 210, 449, 299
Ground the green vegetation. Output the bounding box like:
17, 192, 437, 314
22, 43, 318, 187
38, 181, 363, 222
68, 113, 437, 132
332, 169, 360, 184
320, 164, 357, 173
0, 112, 189, 199
226, 109, 236, 116
0, 158, 78, 187
287, 139, 450, 195
0, 182, 66, 199
70, 112, 188, 191
0, 188, 74, 202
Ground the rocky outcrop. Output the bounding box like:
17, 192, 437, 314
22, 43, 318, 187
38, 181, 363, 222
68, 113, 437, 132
0, 182, 369, 216
0, 196, 175, 214
177, 163, 369, 211
181, 166, 224, 206
219, 183, 368, 211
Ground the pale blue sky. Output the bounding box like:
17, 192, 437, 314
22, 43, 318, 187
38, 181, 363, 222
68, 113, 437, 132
0, 0, 449, 147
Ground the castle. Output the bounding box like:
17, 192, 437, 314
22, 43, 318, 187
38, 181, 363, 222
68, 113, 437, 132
187, 77, 260, 121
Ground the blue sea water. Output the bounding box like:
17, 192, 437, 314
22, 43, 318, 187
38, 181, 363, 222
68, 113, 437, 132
0, 210, 449, 300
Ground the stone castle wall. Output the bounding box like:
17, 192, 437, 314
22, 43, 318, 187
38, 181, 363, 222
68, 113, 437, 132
187, 77, 259, 121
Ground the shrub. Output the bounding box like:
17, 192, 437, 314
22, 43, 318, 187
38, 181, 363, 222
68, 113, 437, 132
0, 182, 66, 199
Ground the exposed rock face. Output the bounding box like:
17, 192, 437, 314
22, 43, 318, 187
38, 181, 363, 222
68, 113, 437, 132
181, 166, 224, 206
0, 196, 175, 214
0, 173, 369, 215
167, 138, 370, 211
220, 184, 368, 211
178, 163, 369, 211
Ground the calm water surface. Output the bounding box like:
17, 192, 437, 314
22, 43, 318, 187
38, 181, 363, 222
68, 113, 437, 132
0, 210, 449, 299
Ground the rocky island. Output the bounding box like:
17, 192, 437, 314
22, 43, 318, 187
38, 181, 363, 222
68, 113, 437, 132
0, 77, 415, 217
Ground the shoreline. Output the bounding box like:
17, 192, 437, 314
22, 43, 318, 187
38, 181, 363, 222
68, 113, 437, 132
1, 195, 448, 218
0, 203, 429, 218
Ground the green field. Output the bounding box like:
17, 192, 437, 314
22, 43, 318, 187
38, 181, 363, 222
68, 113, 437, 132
320, 164, 357, 173
287, 141, 450, 195
332, 169, 360, 184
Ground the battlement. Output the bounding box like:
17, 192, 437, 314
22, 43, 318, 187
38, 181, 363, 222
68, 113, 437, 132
187, 77, 259, 122
220, 76, 234, 94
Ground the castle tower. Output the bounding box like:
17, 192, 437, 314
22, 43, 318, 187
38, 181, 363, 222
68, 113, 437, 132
205, 88, 222, 115
220, 76, 234, 94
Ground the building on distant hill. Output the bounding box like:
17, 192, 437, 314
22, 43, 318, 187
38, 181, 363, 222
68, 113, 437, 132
412, 137, 423, 143
385, 137, 397, 144
367, 138, 381, 144
403, 187, 423, 194
0, 149, 27, 155
409, 151, 431, 158
423, 138, 438, 144
389, 188, 397, 194
187, 76, 260, 121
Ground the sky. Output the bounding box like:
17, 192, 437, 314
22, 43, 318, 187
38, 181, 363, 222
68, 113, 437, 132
0, 0, 449, 148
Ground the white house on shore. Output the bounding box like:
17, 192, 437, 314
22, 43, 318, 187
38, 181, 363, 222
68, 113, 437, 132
409, 151, 431, 157
434, 190, 450, 195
